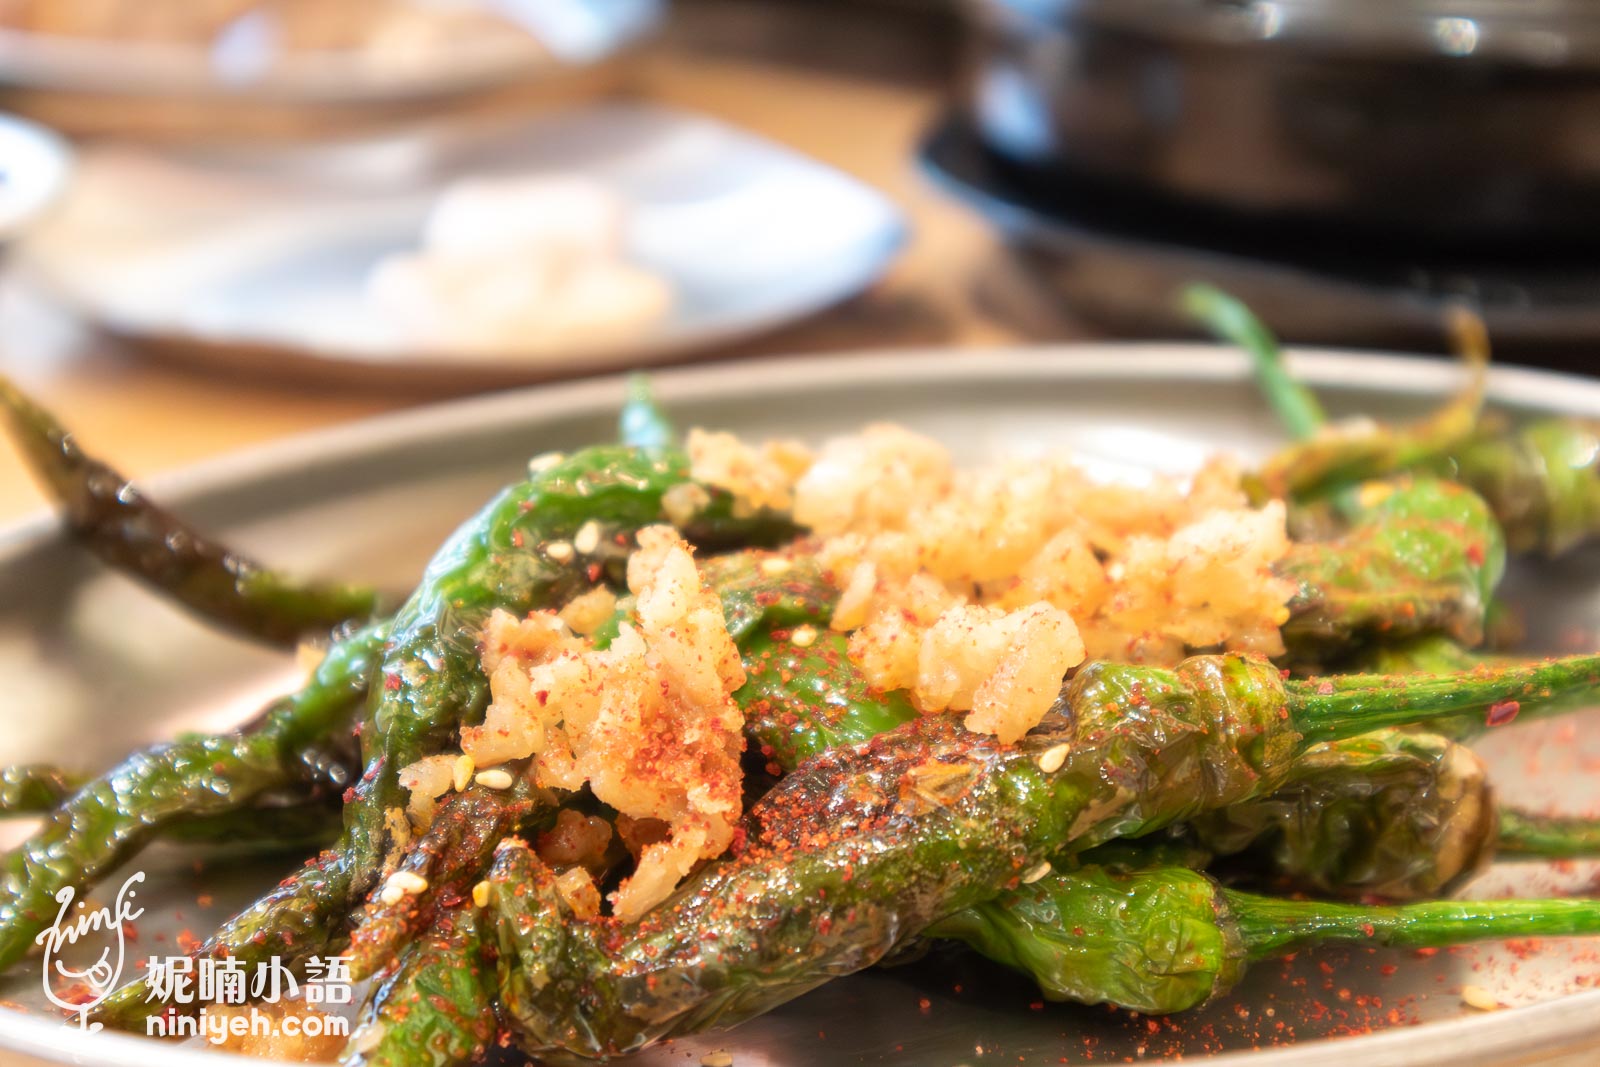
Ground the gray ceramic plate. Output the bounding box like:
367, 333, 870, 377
17, 105, 906, 391
4, 346, 1600, 1067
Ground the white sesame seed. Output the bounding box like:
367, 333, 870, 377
384, 871, 429, 900
573, 520, 602, 555
791, 625, 818, 649
1036, 743, 1072, 774
1461, 984, 1499, 1011
701, 1052, 734, 1067
546, 541, 575, 563
1021, 861, 1052, 885
527, 451, 565, 475
472, 881, 491, 909
475, 769, 514, 790
760, 557, 792, 576
354, 1022, 387, 1053
452, 754, 475, 793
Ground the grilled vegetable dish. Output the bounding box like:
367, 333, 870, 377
6, 305, 1600, 1066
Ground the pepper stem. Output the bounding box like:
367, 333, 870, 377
1498, 808, 1600, 859
1286, 655, 1600, 745
1181, 283, 1327, 441
1226, 889, 1600, 961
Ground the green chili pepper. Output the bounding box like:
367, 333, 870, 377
935, 862, 1600, 1015
345, 445, 795, 896
0, 621, 385, 972
97, 449, 797, 1031
342, 902, 496, 1067
160, 800, 342, 853
1449, 417, 1600, 556
738, 629, 919, 769
346, 780, 549, 980
1280, 478, 1505, 656
1190, 728, 1494, 899
489, 650, 1600, 1058
716, 559, 1542, 902
0, 375, 380, 646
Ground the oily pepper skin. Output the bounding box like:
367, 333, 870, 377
1189, 728, 1495, 901
343, 903, 498, 1067
937, 862, 1600, 1015
0, 374, 381, 645
1448, 417, 1600, 557
0, 764, 81, 815
346, 780, 551, 979
95, 446, 795, 1029
346, 445, 795, 893
1278, 478, 1505, 657
722, 559, 1561, 904
0, 620, 385, 972
490, 650, 1600, 1059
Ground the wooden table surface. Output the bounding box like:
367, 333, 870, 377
0, 3, 1082, 522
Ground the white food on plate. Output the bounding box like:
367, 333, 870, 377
365, 174, 673, 356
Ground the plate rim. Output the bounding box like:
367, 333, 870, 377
5, 341, 1600, 1067
0, 0, 662, 103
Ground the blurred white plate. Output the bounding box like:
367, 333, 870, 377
16, 104, 907, 389
0, 0, 659, 104
0, 112, 70, 242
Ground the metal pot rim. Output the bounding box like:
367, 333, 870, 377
979, 0, 1600, 66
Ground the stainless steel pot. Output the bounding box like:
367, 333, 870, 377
960, 0, 1600, 244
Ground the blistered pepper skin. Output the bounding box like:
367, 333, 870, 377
94, 449, 794, 1030
932, 864, 1245, 1014
938, 860, 1600, 1016
1279, 478, 1505, 656
492, 654, 1302, 1059
343, 904, 497, 1067
1191, 728, 1495, 900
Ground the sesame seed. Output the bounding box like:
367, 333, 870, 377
791, 625, 818, 649
546, 541, 575, 563
475, 769, 514, 790
1021, 861, 1052, 885
574, 521, 602, 555
452, 755, 475, 793
701, 1052, 734, 1067
527, 451, 565, 475
760, 557, 792, 576
1036, 743, 1072, 774
1461, 985, 1499, 1011
472, 881, 491, 909
354, 1023, 387, 1053
384, 871, 429, 901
